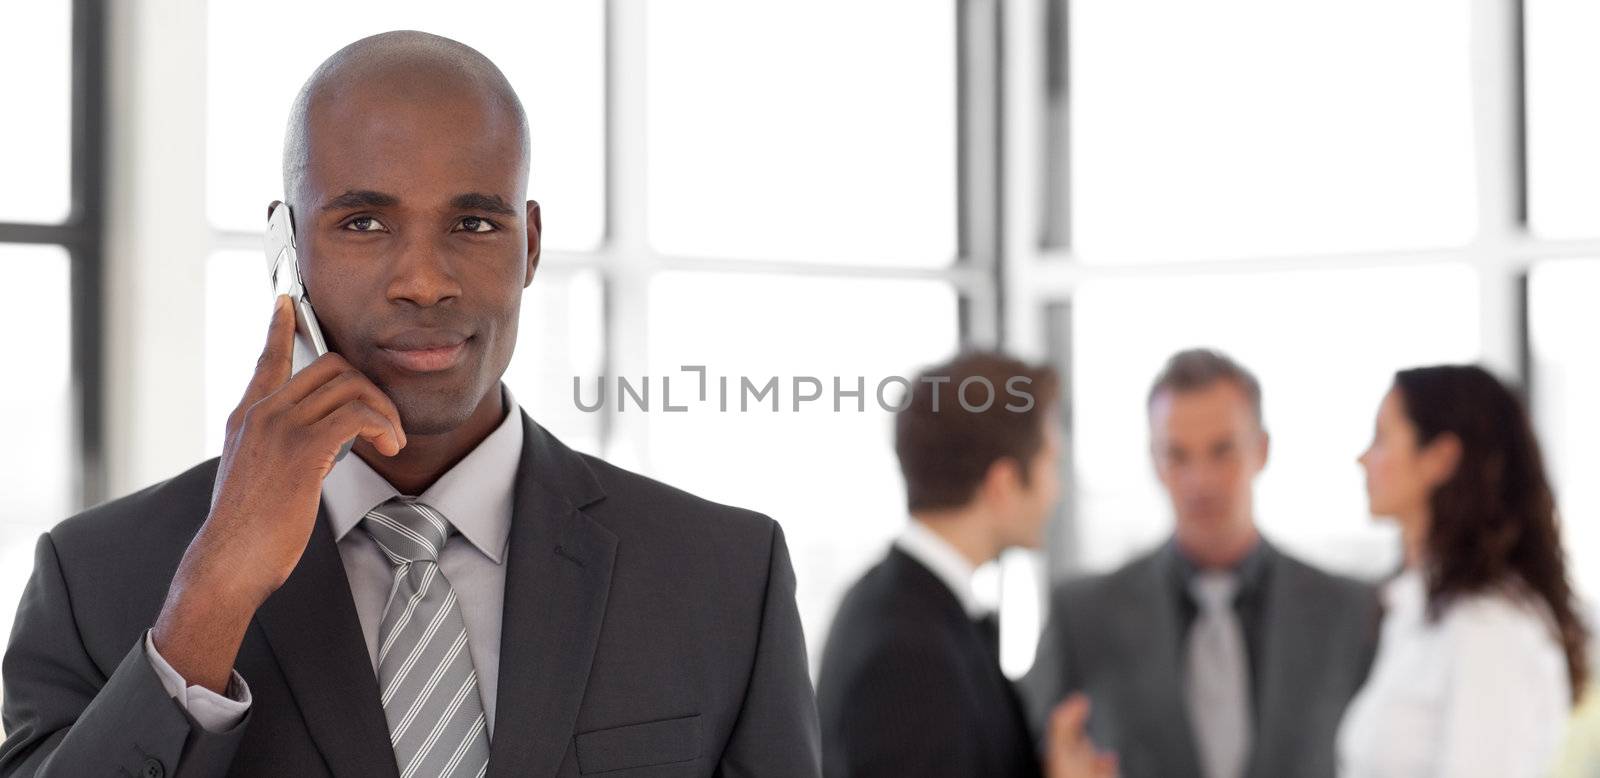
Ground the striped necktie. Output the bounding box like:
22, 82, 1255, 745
363, 497, 492, 778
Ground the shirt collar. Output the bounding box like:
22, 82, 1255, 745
321, 383, 523, 564
1166, 534, 1273, 601
895, 519, 985, 618
1383, 566, 1427, 615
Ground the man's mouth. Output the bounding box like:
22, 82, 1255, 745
375, 329, 473, 373
380, 342, 467, 372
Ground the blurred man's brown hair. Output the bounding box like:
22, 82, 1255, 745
894, 351, 1060, 512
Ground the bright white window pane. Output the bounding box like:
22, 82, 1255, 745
1072, 264, 1480, 579
644, 273, 959, 667
1071, 0, 1475, 262
0, 3, 72, 223
0, 523, 51, 661
647, 1, 956, 266
503, 270, 605, 456
997, 549, 1044, 679
0, 246, 74, 523
1526, 1, 1600, 239
1528, 260, 1600, 607
204, 251, 275, 455
206, 2, 604, 251
0, 246, 73, 641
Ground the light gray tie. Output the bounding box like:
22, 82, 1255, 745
1185, 571, 1251, 778
363, 497, 492, 778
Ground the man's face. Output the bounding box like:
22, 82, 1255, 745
286, 71, 538, 435
1149, 381, 1267, 537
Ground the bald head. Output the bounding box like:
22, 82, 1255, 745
281, 30, 530, 208
268, 30, 543, 441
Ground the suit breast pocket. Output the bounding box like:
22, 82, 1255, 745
574, 713, 702, 774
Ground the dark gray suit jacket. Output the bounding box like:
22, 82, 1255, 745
0, 413, 822, 777
1020, 541, 1379, 778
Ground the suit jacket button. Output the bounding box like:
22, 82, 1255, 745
141, 757, 165, 778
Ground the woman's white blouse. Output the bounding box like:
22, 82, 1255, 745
1336, 569, 1571, 778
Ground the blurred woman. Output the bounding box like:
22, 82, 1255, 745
1337, 365, 1590, 777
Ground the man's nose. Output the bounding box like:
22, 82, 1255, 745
385, 236, 462, 307
1178, 462, 1220, 492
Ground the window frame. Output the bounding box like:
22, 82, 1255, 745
85, 0, 1599, 677
0, 0, 108, 508
202, 0, 996, 466
1017, 0, 1577, 584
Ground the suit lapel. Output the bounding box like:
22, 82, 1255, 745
255, 505, 399, 778
1131, 551, 1205, 777
487, 414, 618, 777
1248, 552, 1313, 777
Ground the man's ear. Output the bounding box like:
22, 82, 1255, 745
982, 457, 1024, 503
524, 200, 543, 287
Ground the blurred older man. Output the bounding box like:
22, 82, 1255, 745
1022, 349, 1380, 778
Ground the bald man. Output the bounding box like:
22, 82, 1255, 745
0, 32, 820, 777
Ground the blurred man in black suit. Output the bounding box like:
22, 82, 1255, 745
818, 352, 1114, 778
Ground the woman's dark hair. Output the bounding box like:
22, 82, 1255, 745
1393, 364, 1590, 702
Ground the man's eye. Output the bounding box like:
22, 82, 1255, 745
345, 216, 386, 232
458, 216, 497, 233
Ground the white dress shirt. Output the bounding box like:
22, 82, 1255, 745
894, 519, 985, 618
147, 384, 524, 735
1335, 567, 1571, 778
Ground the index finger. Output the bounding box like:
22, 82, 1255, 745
1048, 694, 1093, 752
240, 295, 297, 409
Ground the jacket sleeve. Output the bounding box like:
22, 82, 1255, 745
0, 532, 250, 776
716, 520, 823, 777
144, 631, 252, 732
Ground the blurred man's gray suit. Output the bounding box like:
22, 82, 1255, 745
0, 414, 821, 776
1021, 540, 1380, 778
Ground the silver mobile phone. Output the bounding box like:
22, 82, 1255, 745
265, 204, 353, 463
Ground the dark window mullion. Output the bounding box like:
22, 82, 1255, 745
0, 223, 85, 246
68, 0, 108, 507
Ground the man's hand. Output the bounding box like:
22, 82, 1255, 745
1045, 694, 1119, 778
151, 294, 406, 692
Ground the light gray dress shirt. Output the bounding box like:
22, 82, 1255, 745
145, 384, 524, 736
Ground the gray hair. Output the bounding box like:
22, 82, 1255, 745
1146, 348, 1264, 426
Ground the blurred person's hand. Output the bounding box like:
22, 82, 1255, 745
151, 294, 407, 692
1046, 694, 1119, 778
